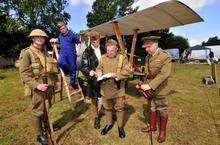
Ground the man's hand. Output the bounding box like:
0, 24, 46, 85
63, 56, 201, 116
144, 89, 155, 100
95, 70, 102, 77
89, 70, 96, 77
37, 84, 49, 92
140, 84, 151, 91
111, 73, 118, 78
136, 83, 141, 90
49, 38, 58, 43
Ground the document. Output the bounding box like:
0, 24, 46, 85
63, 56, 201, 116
97, 73, 113, 81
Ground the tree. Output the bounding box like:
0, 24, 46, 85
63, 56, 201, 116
202, 36, 220, 46
7, 0, 70, 35
167, 35, 189, 53
86, 0, 118, 28
0, 0, 71, 59
87, 0, 138, 28
117, 0, 139, 17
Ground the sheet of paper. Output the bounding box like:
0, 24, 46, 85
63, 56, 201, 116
97, 73, 113, 81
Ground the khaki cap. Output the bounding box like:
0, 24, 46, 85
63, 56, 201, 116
142, 36, 160, 47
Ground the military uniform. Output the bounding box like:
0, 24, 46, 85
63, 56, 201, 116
144, 47, 171, 115
140, 36, 171, 143
96, 53, 132, 138
19, 29, 58, 144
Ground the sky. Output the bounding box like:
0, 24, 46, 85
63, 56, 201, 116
65, 0, 220, 47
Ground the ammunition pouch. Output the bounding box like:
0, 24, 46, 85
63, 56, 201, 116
31, 62, 40, 76
45, 57, 58, 74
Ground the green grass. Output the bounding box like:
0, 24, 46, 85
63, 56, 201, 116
0, 64, 220, 145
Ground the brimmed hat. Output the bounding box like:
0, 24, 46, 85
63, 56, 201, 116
29, 29, 48, 37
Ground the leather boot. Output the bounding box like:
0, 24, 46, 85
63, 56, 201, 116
141, 111, 157, 132
157, 114, 168, 143
101, 124, 114, 135
94, 117, 101, 129
118, 126, 126, 138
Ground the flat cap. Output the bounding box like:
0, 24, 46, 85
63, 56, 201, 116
90, 30, 100, 41
142, 36, 161, 43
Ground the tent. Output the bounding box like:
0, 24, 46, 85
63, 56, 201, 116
187, 45, 210, 60
207, 45, 220, 59
165, 48, 180, 60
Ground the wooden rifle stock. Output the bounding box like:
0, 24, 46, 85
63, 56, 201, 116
42, 76, 54, 145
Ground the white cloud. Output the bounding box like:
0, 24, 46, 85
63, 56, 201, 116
133, 0, 217, 11
70, 0, 95, 6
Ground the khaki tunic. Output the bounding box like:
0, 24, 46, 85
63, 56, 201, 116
96, 54, 132, 99
96, 54, 132, 111
19, 45, 57, 117
144, 48, 172, 115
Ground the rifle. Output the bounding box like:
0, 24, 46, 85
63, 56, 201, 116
41, 76, 54, 145
41, 46, 55, 145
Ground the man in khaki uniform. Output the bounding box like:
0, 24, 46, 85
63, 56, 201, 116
96, 39, 132, 138
19, 29, 58, 145
136, 36, 171, 143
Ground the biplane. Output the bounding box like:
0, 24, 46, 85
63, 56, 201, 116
52, 0, 203, 109
77, 0, 203, 69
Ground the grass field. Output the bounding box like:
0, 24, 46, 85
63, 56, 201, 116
0, 63, 220, 145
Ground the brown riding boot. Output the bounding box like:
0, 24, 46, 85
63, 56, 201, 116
141, 111, 157, 132
157, 114, 168, 143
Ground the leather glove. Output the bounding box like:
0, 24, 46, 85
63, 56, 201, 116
143, 89, 155, 100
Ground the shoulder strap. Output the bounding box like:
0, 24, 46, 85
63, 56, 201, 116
147, 56, 152, 76
26, 49, 36, 63
117, 54, 124, 73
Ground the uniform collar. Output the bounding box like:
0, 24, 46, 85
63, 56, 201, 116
30, 44, 43, 54
152, 47, 159, 57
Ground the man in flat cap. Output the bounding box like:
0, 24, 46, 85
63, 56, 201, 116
136, 36, 171, 143
81, 31, 106, 129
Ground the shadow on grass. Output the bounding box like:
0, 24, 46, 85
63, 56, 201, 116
126, 81, 143, 98
56, 117, 83, 143
53, 101, 90, 130
139, 103, 151, 124
55, 101, 90, 143
168, 89, 180, 95
0, 75, 5, 80
123, 104, 135, 126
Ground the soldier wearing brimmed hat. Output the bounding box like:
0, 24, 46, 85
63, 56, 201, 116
136, 36, 171, 143
81, 30, 106, 129
19, 29, 58, 144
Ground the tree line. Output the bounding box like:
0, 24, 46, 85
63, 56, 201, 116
0, 0, 219, 59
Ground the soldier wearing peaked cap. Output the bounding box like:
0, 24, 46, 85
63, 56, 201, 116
136, 36, 171, 143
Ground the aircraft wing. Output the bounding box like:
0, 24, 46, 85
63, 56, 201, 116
83, 0, 203, 36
